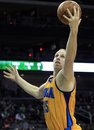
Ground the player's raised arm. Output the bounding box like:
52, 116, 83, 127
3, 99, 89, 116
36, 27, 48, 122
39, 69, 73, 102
56, 6, 81, 92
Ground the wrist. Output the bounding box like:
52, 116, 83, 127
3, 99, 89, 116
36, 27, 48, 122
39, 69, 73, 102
15, 74, 20, 83
70, 27, 78, 33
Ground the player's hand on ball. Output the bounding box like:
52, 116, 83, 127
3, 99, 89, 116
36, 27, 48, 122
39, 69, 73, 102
57, 1, 82, 25
63, 6, 81, 29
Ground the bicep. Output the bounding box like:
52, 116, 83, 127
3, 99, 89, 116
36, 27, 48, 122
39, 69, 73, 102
63, 60, 74, 80
56, 70, 75, 92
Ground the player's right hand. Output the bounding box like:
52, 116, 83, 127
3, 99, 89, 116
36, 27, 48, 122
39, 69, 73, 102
3, 65, 20, 82
63, 6, 81, 30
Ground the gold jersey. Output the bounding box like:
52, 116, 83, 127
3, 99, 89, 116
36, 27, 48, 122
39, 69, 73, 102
43, 76, 82, 130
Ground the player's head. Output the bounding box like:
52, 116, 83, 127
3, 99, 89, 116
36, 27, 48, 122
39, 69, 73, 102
53, 49, 66, 71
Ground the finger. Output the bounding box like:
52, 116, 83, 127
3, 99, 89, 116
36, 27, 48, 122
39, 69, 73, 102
8, 65, 15, 71
3, 75, 11, 79
73, 6, 76, 16
77, 7, 80, 18
13, 66, 18, 73
79, 18, 82, 25
3, 71, 11, 76
63, 15, 70, 21
6, 67, 12, 73
14, 65, 17, 71
67, 8, 73, 18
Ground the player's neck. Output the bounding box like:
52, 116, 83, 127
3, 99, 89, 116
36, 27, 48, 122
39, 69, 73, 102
53, 69, 60, 77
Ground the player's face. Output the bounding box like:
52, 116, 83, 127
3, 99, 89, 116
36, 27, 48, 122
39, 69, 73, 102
53, 49, 66, 71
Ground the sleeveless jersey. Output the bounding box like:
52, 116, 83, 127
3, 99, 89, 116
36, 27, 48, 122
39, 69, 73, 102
43, 76, 82, 130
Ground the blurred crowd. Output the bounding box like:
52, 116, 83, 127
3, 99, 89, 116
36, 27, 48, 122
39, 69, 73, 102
0, 98, 46, 130
0, 82, 94, 130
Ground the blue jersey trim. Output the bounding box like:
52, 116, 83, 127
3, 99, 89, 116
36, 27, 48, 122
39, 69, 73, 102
64, 93, 73, 129
64, 127, 71, 130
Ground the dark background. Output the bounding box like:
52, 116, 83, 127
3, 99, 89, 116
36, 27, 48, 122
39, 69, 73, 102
0, 0, 94, 90
0, 0, 94, 63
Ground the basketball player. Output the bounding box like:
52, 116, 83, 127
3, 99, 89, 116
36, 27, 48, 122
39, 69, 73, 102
3, 6, 82, 130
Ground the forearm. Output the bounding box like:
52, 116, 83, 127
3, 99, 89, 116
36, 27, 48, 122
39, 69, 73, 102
65, 28, 78, 62
63, 28, 78, 79
16, 75, 40, 99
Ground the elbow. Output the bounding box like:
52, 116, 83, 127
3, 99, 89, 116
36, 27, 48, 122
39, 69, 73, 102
36, 88, 43, 99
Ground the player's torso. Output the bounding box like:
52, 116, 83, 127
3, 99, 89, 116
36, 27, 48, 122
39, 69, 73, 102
43, 77, 81, 130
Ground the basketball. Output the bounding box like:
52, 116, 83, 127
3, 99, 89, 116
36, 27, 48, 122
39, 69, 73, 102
57, 0, 82, 25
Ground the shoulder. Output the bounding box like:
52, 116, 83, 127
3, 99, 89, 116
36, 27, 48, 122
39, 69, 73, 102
46, 75, 54, 82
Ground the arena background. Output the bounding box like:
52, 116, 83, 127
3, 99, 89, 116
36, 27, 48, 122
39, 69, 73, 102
0, 0, 94, 130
